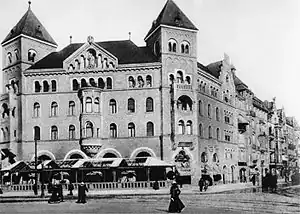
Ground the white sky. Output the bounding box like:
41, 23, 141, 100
0, 0, 300, 121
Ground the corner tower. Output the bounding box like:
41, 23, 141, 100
145, 0, 200, 184
0, 2, 57, 161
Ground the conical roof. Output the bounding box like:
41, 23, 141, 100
145, 0, 198, 40
1, 5, 57, 46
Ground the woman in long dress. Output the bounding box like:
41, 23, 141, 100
168, 181, 185, 213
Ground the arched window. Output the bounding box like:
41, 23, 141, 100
7, 52, 12, 65
33, 102, 40, 118
180, 41, 190, 54
199, 124, 203, 137
107, 77, 112, 89
51, 126, 58, 140
43, 81, 49, 92
14, 49, 19, 60
33, 126, 40, 140
177, 95, 193, 111
146, 75, 152, 87
69, 101, 75, 115
216, 128, 220, 140
178, 120, 185, 134
216, 107, 220, 121
181, 44, 185, 54
69, 125, 75, 139
98, 78, 105, 89
185, 44, 189, 54
28, 49, 37, 62
199, 100, 203, 116
51, 102, 58, 117
81, 79, 88, 87
201, 152, 208, 163
186, 120, 192, 135
34, 81, 41, 92
146, 122, 154, 136
80, 55, 85, 69
185, 76, 191, 84
128, 76, 135, 88
110, 123, 117, 138
51, 80, 57, 92
72, 79, 79, 91
168, 39, 177, 52
168, 42, 172, 52
86, 121, 93, 138
137, 76, 144, 88
86, 97, 92, 113
128, 98, 135, 113
128, 122, 135, 137
172, 43, 176, 52
75, 59, 80, 69
109, 99, 117, 114
176, 71, 184, 83
89, 78, 96, 87
146, 97, 153, 112
208, 104, 211, 118
94, 97, 100, 113
213, 153, 219, 163
208, 126, 212, 138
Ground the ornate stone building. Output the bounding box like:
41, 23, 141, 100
0, 0, 298, 184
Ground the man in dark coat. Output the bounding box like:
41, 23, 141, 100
262, 169, 271, 192
168, 181, 185, 213
198, 177, 204, 192
76, 182, 88, 204
68, 182, 74, 196
270, 169, 278, 193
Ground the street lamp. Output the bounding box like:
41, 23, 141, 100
34, 137, 38, 195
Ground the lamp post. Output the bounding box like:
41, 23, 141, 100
34, 137, 38, 195
40, 163, 45, 198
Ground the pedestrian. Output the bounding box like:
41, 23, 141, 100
251, 171, 256, 186
198, 177, 204, 192
262, 169, 270, 192
168, 181, 185, 213
76, 182, 88, 204
270, 169, 277, 193
58, 181, 64, 202
68, 182, 74, 196
48, 184, 60, 204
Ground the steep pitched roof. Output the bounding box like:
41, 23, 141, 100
253, 96, 269, 113
1, 6, 57, 46
29, 40, 159, 70
197, 61, 221, 79
145, 0, 198, 39
233, 73, 248, 91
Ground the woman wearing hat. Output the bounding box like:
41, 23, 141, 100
168, 181, 185, 213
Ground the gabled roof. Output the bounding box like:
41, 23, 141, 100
253, 96, 269, 113
233, 73, 248, 91
29, 40, 159, 70
145, 0, 198, 39
1, 6, 57, 46
197, 61, 221, 79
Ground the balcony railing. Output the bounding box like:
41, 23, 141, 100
176, 84, 192, 90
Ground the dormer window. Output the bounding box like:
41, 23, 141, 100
168, 39, 177, 53
28, 49, 37, 62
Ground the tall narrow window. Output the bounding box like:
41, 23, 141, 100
110, 123, 117, 138
208, 126, 212, 138
72, 79, 79, 91
178, 120, 185, 134
81, 79, 88, 87
199, 100, 203, 116
208, 104, 211, 118
186, 120, 192, 135
33, 102, 40, 118
106, 77, 112, 89
7, 52, 12, 64
128, 122, 135, 137
34, 81, 41, 92
109, 99, 117, 114
51, 80, 57, 92
94, 97, 100, 113
43, 81, 49, 92
199, 124, 203, 137
69, 101, 75, 116
128, 76, 135, 88
86, 97, 92, 113
216, 107, 220, 121
216, 128, 220, 140
98, 78, 105, 89
69, 125, 75, 139
146, 75, 152, 87
146, 122, 154, 136
146, 97, 153, 112
51, 102, 58, 117
33, 126, 40, 140
14, 49, 19, 60
86, 121, 93, 138
28, 49, 37, 62
128, 98, 135, 113
51, 126, 58, 140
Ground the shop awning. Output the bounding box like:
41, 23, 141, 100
75, 158, 127, 169
143, 157, 174, 167
37, 160, 59, 170
56, 159, 80, 169
0, 161, 31, 173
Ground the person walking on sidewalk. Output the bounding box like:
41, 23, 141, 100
68, 182, 74, 196
76, 182, 88, 204
168, 181, 185, 213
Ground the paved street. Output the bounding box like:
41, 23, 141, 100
1, 187, 299, 213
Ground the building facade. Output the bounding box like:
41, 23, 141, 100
0, 0, 299, 184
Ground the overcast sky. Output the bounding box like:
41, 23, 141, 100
0, 0, 299, 121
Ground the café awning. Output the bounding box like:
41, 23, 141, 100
74, 158, 127, 169
1, 161, 31, 173
126, 157, 174, 167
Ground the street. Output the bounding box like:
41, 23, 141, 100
1, 187, 299, 213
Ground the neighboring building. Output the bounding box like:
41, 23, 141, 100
0, 0, 299, 184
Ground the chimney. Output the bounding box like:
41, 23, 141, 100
70, 35, 72, 44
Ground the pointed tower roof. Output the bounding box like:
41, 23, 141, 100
145, 0, 198, 40
1, 2, 57, 46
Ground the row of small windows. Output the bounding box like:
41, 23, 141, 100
128, 75, 152, 88
6, 49, 36, 66
168, 39, 190, 54
178, 120, 193, 135
169, 72, 191, 84
33, 125, 76, 140
34, 80, 57, 93
199, 101, 220, 121
72, 77, 112, 91
198, 80, 219, 98
199, 124, 220, 140
32, 97, 154, 117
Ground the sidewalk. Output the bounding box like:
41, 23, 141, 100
0, 180, 288, 203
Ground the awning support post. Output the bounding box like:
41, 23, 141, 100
112, 170, 117, 182
147, 167, 150, 182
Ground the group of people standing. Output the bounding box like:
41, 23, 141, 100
262, 168, 278, 193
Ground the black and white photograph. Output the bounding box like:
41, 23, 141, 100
0, 0, 299, 213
